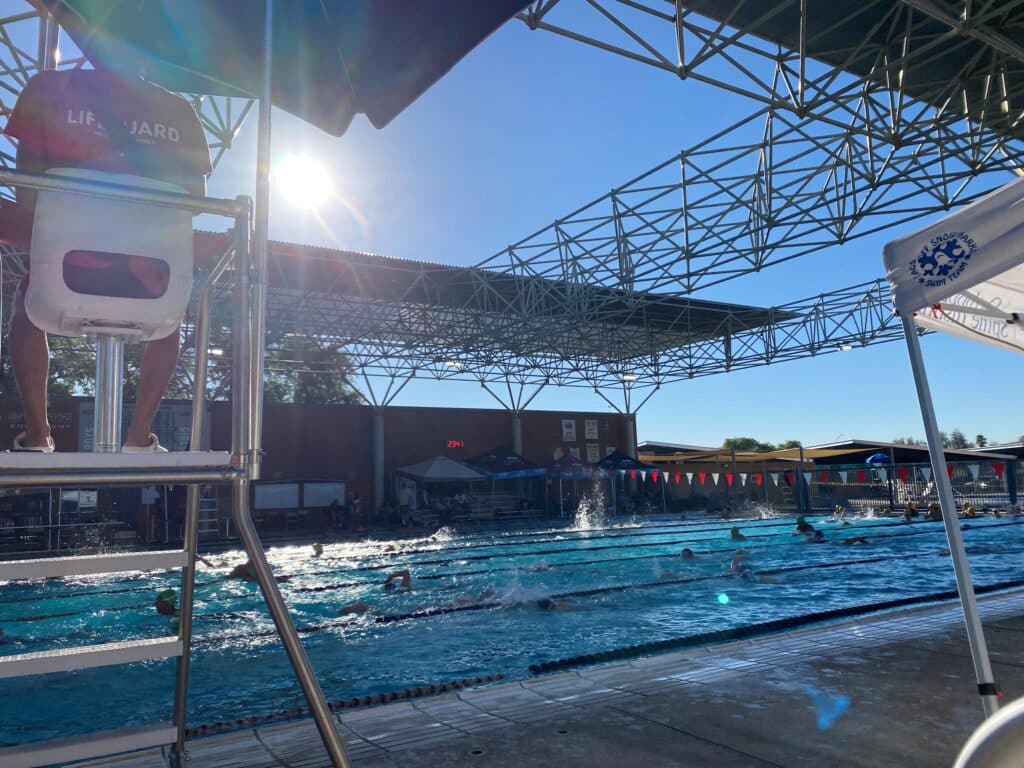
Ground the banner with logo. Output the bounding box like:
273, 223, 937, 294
883, 176, 1024, 350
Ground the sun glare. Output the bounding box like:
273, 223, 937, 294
274, 154, 332, 209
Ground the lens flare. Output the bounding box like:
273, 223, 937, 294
274, 154, 332, 209
717, 592, 730, 605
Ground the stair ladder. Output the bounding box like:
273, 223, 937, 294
0, 168, 350, 767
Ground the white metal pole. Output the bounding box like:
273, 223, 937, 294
901, 313, 999, 716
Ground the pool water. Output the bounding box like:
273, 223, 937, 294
2, 514, 1023, 746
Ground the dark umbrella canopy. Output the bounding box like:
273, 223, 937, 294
43, 0, 529, 136
865, 452, 893, 464
593, 449, 658, 472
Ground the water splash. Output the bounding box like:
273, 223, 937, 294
571, 480, 611, 531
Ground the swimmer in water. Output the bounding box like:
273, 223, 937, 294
729, 526, 746, 541
739, 566, 784, 585
794, 516, 815, 535
384, 569, 413, 591
536, 597, 577, 611
340, 600, 370, 615
312, 542, 324, 558
728, 551, 752, 574
680, 548, 696, 560
155, 589, 179, 617
803, 530, 826, 544
228, 560, 291, 584
839, 536, 870, 546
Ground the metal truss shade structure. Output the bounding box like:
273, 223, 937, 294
182, 236, 897, 391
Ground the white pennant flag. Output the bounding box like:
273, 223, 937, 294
640, 470, 647, 482
803, 472, 812, 485
921, 466, 932, 482
878, 467, 888, 481
739, 473, 748, 486
839, 470, 848, 483
711, 472, 720, 485
770, 472, 780, 486
968, 464, 980, 481
686, 472, 694, 483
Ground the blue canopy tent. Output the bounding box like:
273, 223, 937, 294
547, 453, 610, 517
468, 446, 546, 517
593, 450, 668, 514
37, 3, 530, 766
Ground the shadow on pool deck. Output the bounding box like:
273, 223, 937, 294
78, 589, 1024, 768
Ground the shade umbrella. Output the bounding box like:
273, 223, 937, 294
37, 4, 529, 766
865, 452, 893, 464
42, 0, 529, 136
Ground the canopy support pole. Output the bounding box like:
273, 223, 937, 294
234, 2, 351, 766
900, 313, 999, 716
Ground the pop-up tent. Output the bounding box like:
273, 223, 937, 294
883, 178, 1024, 717
593, 450, 668, 513
397, 456, 487, 483
467, 446, 546, 480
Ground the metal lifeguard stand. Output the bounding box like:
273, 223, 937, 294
0, 89, 349, 768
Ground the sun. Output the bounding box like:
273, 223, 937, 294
274, 154, 332, 209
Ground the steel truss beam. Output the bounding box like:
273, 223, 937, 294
518, 1, 1024, 141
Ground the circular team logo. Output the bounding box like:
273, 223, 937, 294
908, 231, 977, 288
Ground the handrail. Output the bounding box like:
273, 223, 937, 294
0, 168, 244, 217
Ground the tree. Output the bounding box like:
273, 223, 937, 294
722, 437, 781, 452
939, 431, 951, 448
892, 436, 926, 446
777, 440, 802, 450
975, 434, 988, 448
1, 327, 363, 406
949, 429, 970, 449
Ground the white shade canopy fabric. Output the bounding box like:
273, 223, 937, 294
883, 177, 1024, 353
396, 456, 487, 483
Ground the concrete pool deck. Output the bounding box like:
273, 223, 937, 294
78, 588, 1024, 767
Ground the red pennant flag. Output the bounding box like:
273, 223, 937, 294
674, 472, 682, 485
897, 467, 909, 482
725, 472, 734, 487
820, 470, 829, 483
856, 469, 866, 483
698, 472, 707, 485
947, 465, 955, 480
783, 470, 794, 487
753, 472, 763, 486
651, 471, 659, 483
629, 470, 636, 480
994, 462, 1006, 479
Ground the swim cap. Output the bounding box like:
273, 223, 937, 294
157, 589, 177, 606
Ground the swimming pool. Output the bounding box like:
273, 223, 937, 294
2, 513, 1023, 747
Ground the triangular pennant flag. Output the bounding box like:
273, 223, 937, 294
947, 465, 955, 481
967, 464, 980, 481
770, 472, 780, 486
651, 470, 659, 483
839, 470, 848, 483
698, 472, 707, 485
629, 470, 636, 480
921, 466, 932, 482
753, 472, 763, 486
820, 470, 830, 483
994, 462, 1006, 479
685, 472, 694, 484
896, 467, 909, 482
856, 469, 866, 483
803, 471, 812, 485
878, 467, 888, 481
640, 470, 647, 482
739, 473, 748, 486
675, 472, 683, 485
711, 472, 720, 485
725, 472, 734, 487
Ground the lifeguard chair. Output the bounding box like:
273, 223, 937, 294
0, 162, 341, 767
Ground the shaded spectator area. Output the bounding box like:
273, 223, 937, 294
394, 456, 487, 526
593, 450, 667, 515
465, 446, 546, 522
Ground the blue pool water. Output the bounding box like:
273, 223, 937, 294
2, 513, 1023, 746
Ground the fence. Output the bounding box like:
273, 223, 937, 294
805, 459, 1019, 513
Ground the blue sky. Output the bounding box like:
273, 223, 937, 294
65, 13, 1024, 448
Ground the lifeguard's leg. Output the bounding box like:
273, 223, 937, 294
8, 278, 51, 447
124, 326, 180, 447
